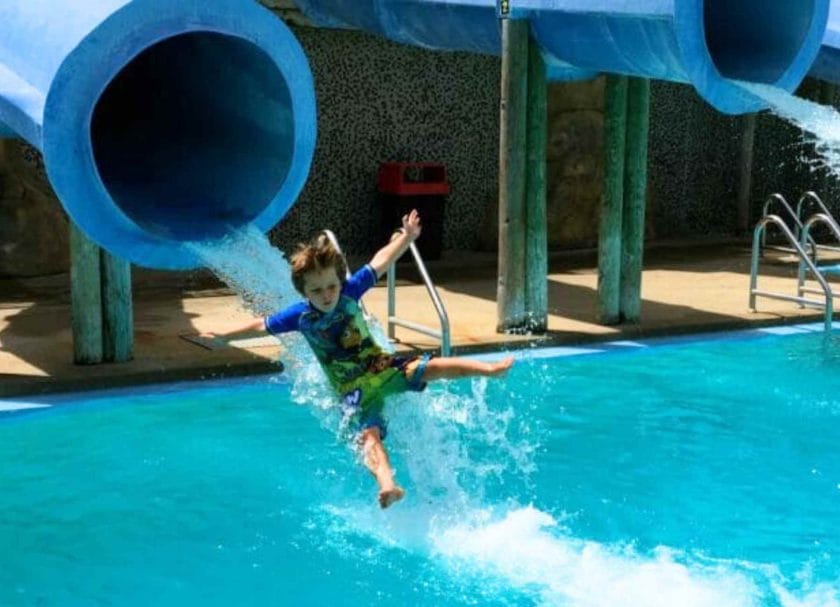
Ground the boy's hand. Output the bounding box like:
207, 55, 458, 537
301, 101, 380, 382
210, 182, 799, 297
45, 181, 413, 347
402, 209, 422, 241
370, 209, 423, 276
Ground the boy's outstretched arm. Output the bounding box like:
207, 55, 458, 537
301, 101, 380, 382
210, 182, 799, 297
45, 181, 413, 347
369, 209, 422, 278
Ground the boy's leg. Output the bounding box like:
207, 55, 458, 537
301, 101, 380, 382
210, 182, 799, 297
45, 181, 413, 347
409, 355, 514, 383
359, 427, 405, 509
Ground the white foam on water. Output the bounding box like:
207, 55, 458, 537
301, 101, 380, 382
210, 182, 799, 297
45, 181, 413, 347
773, 582, 840, 607
327, 495, 839, 607
433, 506, 761, 607
322, 374, 840, 607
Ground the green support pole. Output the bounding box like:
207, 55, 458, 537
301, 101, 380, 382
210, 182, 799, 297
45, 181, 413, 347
619, 77, 650, 323
70, 224, 103, 364
524, 37, 548, 333
597, 75, 628, 325
497, 18, 529, 332
101, 250, 133, 363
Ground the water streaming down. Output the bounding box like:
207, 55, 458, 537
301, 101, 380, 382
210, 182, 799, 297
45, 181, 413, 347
741, 82, 840, 177
180, 229, 840, 606
186, 226, 332, 406
187, 225, 294, 318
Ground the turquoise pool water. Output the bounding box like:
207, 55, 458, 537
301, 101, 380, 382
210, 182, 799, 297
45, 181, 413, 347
1, 325, 839, 606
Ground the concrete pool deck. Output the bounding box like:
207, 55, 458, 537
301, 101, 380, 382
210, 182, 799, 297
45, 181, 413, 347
0, 239, 835, 397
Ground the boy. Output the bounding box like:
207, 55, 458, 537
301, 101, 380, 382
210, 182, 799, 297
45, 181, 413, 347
212, 210, 513, 508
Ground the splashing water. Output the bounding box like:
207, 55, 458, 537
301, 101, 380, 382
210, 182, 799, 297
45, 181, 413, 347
187, 226, 534, 505
186, 226, 526, 473
180, 223, 840, 607
187, 227, 341, 424
741, 82, 840, 177
188, 227, 799, 607
187, 225, 293, 317
186, 227, 395, 408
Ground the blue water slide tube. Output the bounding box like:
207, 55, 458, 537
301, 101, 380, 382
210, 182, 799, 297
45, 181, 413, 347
0, 0, 316, 269
809, 1, 840, 83
295, 0, 829, 114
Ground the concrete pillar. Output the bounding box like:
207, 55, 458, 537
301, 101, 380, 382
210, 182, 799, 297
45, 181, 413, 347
597, 74, 628, 325
497, 18, 529, 332
70, 224, 133, 364
524, 37, 548, 333
619, 77, 650, 323
101, 250, 133, 363
70, 224, 103, 364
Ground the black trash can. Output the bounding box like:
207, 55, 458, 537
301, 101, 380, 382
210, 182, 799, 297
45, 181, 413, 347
378, 162, 449, 260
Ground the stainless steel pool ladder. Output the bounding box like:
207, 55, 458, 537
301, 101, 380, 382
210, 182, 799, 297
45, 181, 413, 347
759, 193, 818, 261
386, 242, 451, 356
750, 215, 833, 331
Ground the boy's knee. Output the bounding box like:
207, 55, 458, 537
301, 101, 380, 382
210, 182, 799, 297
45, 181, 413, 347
359, 426, 382, 446
403, 359, 420, 382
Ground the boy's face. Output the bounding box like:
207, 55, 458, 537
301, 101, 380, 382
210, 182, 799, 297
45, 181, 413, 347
303, 267, 341, 313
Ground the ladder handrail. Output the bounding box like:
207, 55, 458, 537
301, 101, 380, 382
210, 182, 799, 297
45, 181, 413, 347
795, 191, 840, 236
322, 229, 372, 319
387, 242, 451, 356
761, 193, 818, 259
750, 214, 833, 331
797, 213, 840, 303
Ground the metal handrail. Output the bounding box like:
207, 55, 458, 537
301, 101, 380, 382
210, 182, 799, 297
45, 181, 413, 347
795, 191, 840, 254
322, 229, 371, 319
750, 214, 833, 331
386, 242, 451, 356
760, 193, 817, 260
797, 213, 840, 303
795, 192, 839, 233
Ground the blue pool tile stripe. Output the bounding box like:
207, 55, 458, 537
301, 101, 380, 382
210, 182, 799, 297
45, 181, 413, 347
468, 321, 837, 363
0, 373, 289, 413
757, 324, 829, 335
0, 402, 51, 413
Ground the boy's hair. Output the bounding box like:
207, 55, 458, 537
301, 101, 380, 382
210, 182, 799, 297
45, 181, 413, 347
289, 231, 348, 294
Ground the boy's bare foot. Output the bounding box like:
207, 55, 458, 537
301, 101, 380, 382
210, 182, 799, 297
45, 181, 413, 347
379, 485, 405, 509
487, 356, 515, 376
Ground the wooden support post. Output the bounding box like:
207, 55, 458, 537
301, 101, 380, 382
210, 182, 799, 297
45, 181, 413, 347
619, 77, 650, 323
101, 250, 133, 363
497, 18, 529, 332
597, 75, 628, 325
524, 36, 548, 333
70, 224, 103, 364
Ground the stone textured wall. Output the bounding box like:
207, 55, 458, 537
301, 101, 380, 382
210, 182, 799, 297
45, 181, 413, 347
0, 140, 68, 276
269, 28, 501, 256
545, 78, 604, 248
647, 81, 745, 239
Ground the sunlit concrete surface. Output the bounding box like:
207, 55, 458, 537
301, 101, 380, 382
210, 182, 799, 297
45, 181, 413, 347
0, 241, 834, 397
